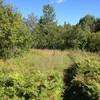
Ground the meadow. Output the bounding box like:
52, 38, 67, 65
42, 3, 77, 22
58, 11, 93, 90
0, 49, 99, 73
0, 49, 100, 100
0, 1, 100, 99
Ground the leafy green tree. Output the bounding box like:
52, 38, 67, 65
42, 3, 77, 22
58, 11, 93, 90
79, 15, 96, 32
0, 3, 32, 58
32, 23, 65, 49
62, 23, 74, 48
32, 24, 47, 49
88, 32, 100, 52
0, 0, 3, 7
95, 18, 100, 32
44, 24, 64, 49
24, 13, 38, 31
63, 24, 90, 50
32, 4, 60, 49
39, 4, 56, 25
74, 25, 90, 49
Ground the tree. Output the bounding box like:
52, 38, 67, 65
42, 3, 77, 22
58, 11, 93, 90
32, 24, 47, 49
63, 24, 90, 50
31, 4, 59, 49
95, 18, 100, 32
62, 23, 74, 48
79, 15, 96, 32
88, 32, 100, 52
0, 3, 32, 58
0, 0, 3, 7
24, 13, 38, 31
39, 4, 56, 25
44, 24, 64, 49
74, 25, 90, 49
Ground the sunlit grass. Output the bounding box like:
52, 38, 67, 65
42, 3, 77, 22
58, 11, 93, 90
0, 49, 99, 74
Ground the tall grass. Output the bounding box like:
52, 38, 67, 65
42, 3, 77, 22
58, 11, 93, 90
0, 49, 99, 74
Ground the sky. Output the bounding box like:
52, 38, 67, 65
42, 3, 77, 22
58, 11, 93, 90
5, 0, 100, 25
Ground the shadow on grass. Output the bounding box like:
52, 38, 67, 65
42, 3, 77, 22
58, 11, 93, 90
63, 64, 95, 100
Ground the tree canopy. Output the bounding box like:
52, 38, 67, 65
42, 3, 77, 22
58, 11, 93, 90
0, 2, 32, 58
0, 2, 100, 58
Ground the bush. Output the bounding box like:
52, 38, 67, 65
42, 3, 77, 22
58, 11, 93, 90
88, 32, 100, 52
0, 4, 32, 59
64, 59, 100, 100
0, 71, 64, 100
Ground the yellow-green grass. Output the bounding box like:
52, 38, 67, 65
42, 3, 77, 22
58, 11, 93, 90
0, 49, 99, 74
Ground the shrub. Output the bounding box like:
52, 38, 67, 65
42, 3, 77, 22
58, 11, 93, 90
0, 4, 32, 59
88, 32, 100, 52
64, 59, 100, 100
0, 71, 64, 100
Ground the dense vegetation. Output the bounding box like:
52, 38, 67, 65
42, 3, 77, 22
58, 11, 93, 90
64, 59, 100, 100
0, 71, 64, 99
25, 4, 100, 52
0, 0, 32, 59
0, 50, 99, 100
0, 0, 100, 58
0, 0, 100, 100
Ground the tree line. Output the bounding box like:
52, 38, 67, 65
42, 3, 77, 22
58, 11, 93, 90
0, 0, 100, 58
24, 4, 100, 51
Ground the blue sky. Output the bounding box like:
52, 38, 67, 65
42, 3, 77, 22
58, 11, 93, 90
5, 0, 100, 25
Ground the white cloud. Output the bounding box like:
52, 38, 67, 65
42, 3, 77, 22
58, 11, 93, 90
50, 0, 65, 4
56, 0, 65, 3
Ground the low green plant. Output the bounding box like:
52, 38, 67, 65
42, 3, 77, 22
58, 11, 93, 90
0, 71, 64, 100
64, 59, 100, 100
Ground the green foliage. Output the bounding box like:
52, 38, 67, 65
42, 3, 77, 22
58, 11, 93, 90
32, 24, 65, 49
95, 18, 100, 32
0, 1, 100, 59
30, 7, 100, 52
0, 1, 100, 100
31, 7, 100, 52
63, 25, 90, 49
0, 56, 100, 100
24, 13, 38, 31
79, 15, 96, 32
64, 59, 100, 100
40, 4, 56, 25
0, 2, 32, 58
88, 32, 100, 52
0, 71, 64, 100
0, 49, 99, 100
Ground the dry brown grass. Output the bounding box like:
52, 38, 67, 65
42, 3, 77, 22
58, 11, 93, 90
0, 49, 99, 74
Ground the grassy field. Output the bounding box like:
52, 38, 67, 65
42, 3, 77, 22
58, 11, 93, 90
0, 49, 99, 74
0, 49, 100, 99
